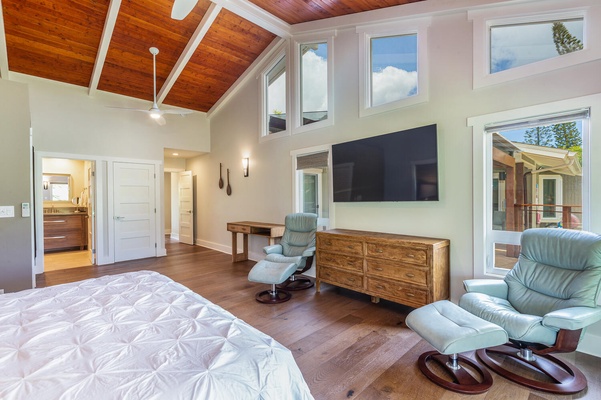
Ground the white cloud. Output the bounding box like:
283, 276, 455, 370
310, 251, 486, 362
372, 66, 417, 107
301, 51, 328, 112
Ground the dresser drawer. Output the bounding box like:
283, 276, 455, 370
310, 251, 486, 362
366, 242, 428, 266
367, 277, 428, 307
317, 251, 363, 272
44, 233, 82, 250
317, 236, 363, 256
44, 215, 82, 230
319, 266, 363, 290
366, 258, 428, 286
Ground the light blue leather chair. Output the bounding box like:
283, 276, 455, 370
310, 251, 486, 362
248, 213, 317, 304
460, 228, 601, 394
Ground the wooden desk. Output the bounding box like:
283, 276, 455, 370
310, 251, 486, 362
227, 221, 285, 262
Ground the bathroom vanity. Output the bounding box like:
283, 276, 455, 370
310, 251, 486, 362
44, 213, 87, 252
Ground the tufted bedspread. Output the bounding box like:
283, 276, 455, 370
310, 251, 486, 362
0, 271, 313, 400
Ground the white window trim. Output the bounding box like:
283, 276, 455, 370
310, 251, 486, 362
357, 17, 431, 118
292, 31, 336, 134
259, 43, 290, 142
469, 2, 601, 89
468, 94, 599, 279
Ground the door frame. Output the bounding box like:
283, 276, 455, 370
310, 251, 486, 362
33, 151, 165, 277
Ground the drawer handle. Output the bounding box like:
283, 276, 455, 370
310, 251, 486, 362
375, 285, 384, 289
45, 220, 66, 223
325, 241, 332, 245
405, 273, 415, 278
408, 254, 415, 258
406, 293, 415, 297
46, 236, 66, 239
375, 267, 383, 271
346, 245, 355, 249
347, 278, 355, 282
376, 249, 383, 253
347, 261, 354, 266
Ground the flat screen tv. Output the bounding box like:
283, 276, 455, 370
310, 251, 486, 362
332, 124, 439, 202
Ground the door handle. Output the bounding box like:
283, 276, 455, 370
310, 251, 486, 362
114, 216, 125, 220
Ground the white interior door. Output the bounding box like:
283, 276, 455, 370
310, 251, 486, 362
87, 164, 96, 265
178, 171, 194, 245
114, 162, 156, 262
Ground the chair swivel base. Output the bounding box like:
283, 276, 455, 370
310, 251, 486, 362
277, 276, 314, 291
476, 344, 587, 394
255, 287, 292, 304
418, 351, 494, 394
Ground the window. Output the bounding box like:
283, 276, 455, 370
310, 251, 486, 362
300, 42, 328, 126
470, 5, 601, 88
291, 147, 330, 229
468, 95, 599, 278
357, 18, 430, 117
490, 18, 583, 74
260, 47, 288, 140
266, 56, 287, 134
370, 34, 418, 107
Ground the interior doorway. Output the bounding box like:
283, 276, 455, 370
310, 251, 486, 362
42, 157, 96, 272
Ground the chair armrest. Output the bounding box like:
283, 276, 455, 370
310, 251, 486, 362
543, 307, 601, 331
302, 246, 316, 257
463, 279, 508, 299
263, 244, 283, 255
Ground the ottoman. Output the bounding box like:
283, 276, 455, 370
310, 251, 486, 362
405, 300, 508, 394
248, 260, 297, 304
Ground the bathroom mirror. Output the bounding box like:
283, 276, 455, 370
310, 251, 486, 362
42, 174, 71, 202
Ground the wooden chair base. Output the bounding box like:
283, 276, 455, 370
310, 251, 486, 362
476, 344, 587, 394
255, 289, 291, 304
277, 276, 314, 291
417, 351, 494, 394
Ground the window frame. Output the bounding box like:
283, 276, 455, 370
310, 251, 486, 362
357, 17, 431, 118
259, 44, 290, 142
469, 3, 601, 89
292, 32, 335, 135
468, 95, 598, 279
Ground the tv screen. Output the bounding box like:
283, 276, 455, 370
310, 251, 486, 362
332, 124, 439, 202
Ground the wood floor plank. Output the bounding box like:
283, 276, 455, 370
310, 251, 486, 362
35, 240, 601, 400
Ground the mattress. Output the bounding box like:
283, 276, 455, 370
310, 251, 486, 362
0, 271, 314, 400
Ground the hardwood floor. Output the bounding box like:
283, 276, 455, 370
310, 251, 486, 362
36, 240, 601, 399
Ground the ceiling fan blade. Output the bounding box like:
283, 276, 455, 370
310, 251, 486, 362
155, 116, 167, 126
171, 0, 198, 20
106, 106, 149, 113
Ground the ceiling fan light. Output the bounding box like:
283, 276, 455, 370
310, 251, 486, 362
150, 112, 161, 119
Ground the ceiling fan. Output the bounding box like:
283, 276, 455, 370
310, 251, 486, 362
108, 47, 192, 126
171, 0, 198, 20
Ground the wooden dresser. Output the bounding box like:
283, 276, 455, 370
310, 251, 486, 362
44, 214, 87, 252
316, 229, 450, 308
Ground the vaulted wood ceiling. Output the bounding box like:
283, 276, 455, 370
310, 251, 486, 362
0, 0, 424, 113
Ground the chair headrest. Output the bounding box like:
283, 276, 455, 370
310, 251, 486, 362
285, 213, 318, 232
521, 228, 601, 271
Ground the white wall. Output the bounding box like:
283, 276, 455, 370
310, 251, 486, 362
12, 73, 211, 270
199, 0, 601, 355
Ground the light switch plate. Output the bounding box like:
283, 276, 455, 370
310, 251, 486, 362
0, 206, 15, 218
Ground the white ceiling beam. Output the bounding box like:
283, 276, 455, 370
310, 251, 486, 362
213, 0, 291, 39
0, 0, 10, 79
157, 2, 222, 105
88, 0, 122, 96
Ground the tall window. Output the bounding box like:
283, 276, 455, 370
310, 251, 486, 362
300, 42, 328, 126
488, 113, 587, 272
265, 55, 287, 136
490, 18, 584, 74
370, 34, 418, 107
357, 17, 430, 117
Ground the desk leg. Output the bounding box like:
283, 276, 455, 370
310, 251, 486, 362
231, 232, 249, 262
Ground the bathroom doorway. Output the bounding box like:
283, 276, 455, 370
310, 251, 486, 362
42, 157, 96, 272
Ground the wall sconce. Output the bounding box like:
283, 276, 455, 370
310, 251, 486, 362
43, 180, 49, 190
242, 157, 249, 177
498, 171, 506, 181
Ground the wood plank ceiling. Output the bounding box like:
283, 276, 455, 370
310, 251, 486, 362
0, 0, 425, 113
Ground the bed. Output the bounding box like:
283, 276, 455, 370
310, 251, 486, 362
0, 271, 314, 400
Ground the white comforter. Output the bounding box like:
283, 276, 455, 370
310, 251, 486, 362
0, 271, 313, 400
